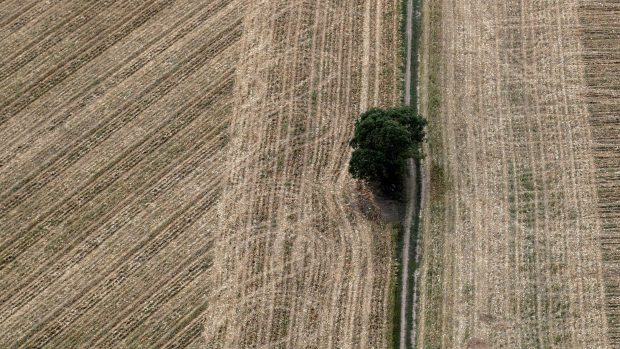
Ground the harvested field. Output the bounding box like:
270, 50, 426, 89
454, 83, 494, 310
579, 1, 620, 345
417, 0, 619, 347
0, 0, 402, 347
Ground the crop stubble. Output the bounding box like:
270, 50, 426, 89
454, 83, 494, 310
0, 0, 402, 348
579, 1, 620, 345
202, 0, 402, 347
417, 0, 618, 347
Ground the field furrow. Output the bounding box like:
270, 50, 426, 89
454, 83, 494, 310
0, 21, 241, 217
0, 67, 235, 270
2, 178, 222, 347
0, 99, 231, 316
0, 0, 230, 168
0, 0, 236, 189
0, 0, 108, 75
0, 0, 69, 43
0, 0, 150, 99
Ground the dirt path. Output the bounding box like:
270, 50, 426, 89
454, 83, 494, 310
400, 158, 417, 349
399, 0, 419, 347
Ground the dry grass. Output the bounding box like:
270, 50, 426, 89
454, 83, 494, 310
0, 1, 402, 347
417, 0, 616, 347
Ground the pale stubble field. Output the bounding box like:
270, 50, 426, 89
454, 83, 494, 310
417, 0, 619, 348
0, 1, 403, 347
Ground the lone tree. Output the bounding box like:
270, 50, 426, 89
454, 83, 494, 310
349, 107, 426, 193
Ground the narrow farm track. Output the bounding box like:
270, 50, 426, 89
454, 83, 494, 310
417, 0, 616, 347
0, 0, 403, 347
400, 160, 417, 349
400, 0, 420, 347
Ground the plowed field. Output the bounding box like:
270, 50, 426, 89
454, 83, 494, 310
0, 1, 402, 347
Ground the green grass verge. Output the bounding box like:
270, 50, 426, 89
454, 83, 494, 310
426, 0, 443, 166
419, 0, 448, 347
400, 0, 421, 107
388, 223, 404, 349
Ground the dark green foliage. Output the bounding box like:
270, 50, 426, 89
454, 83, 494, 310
349, 107, 426, 191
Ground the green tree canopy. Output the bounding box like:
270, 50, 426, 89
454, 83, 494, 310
349, 107, 426, 191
